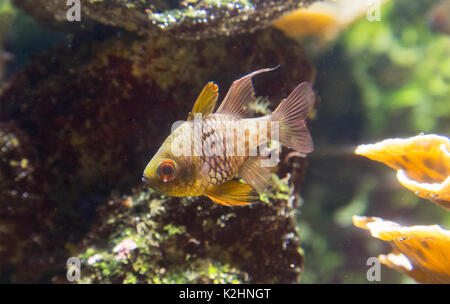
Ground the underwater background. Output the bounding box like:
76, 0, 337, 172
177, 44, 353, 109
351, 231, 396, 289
0, 0, 449, 283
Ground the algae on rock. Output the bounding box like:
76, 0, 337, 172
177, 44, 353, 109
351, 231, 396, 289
78, 173, 304, 284
0, 23, 314, 282
13, 0, 317, 39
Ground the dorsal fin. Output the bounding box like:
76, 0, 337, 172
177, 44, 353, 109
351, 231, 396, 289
215, 67, 278, 118
188, 82, 219, 121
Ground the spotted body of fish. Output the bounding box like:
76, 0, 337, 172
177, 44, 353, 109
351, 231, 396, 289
143, 68, 315, 206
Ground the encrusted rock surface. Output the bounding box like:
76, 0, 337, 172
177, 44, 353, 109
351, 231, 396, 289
13, 0, 317, 39
0, 25, 314, 282
77, 173, 305, 283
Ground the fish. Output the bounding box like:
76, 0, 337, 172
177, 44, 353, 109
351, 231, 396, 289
142, 68, 315, 206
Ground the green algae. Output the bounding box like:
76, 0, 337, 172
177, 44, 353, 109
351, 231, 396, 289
342, 0, 450, 136
77, 181, 302, 283
0, 0, 318, 283
14, 0, 317, 39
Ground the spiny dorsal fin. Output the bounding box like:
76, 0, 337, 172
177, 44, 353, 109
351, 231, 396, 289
205, 180, 259, 206
215, 67, 278, 118
188, 81, 219, 121
238, 156, 273, 192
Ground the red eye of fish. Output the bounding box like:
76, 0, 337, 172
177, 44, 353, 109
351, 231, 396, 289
157, 160, 177, 182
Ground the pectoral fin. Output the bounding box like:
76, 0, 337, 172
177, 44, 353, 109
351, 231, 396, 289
239, 156, 272, 192
188, 82, 219, 121
205, 180, 259, 206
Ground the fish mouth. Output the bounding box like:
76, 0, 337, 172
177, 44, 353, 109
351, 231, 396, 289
142, 176, 157, 189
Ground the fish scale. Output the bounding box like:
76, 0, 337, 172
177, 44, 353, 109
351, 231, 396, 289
194, 114, 249, 195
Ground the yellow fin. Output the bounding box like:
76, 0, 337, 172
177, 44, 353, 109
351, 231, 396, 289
188, 82, 218, 121
205, 180, 259, 206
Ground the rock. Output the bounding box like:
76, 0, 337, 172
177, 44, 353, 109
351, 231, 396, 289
13, 0, 317, 39
0, 122, 59, 282
0, 1, 17, 88
77, 173, 304, 284
0, 27, 314, 282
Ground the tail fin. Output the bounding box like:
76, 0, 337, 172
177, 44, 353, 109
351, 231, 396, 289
271, 82, 315, 153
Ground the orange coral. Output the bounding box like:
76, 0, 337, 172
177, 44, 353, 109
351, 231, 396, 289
273, 0, 390, 40
355, 134, 450, 210
353, 216, 450, 284
273, 9, 338, 39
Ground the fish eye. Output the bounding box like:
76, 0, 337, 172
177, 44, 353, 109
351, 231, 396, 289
157, 159, 177, 182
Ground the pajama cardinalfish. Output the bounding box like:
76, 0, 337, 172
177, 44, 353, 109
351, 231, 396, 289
142, 68, 315, 206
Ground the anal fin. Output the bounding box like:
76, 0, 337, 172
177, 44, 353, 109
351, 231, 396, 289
205, 180, 259, 206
